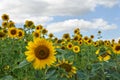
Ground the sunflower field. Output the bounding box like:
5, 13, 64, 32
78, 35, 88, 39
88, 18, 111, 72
0, 14, 120, 80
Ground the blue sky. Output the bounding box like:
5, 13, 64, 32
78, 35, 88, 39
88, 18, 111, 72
0, 0, 120, 41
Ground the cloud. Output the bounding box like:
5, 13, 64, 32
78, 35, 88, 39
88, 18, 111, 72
0, 0, 119, 24
46, 18, 117, 33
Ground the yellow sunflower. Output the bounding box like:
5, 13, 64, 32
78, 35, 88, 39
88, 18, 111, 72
25, 20, 34, 28
1, 14, 9, 21
25, 38, 56, 69
98, 50, 111, 61
41, 28, 48, 35
32, 31, 40, 39
90, 35, 94, 39
67, 42, 73, 50
112, 43, 120, 54
62, 33, 70, 41
8, 20, 15, 28
73, 46, 80, 53
17, 29, 24, 39
56, 59, 77, 78
0, 31, 6, 39
48, 33, 54, 38
8, 27, 18, 38
35, 25, 43, 31
74, 28, 80, 35
2, 21, 8, 28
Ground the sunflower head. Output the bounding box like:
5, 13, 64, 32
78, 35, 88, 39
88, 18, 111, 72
98, 50, 111, 61
1, 14, 9, 21
57, 59, 77, 78
62, 33, 70, 41
25, 38, 56, 69
25, 20, 34, 28
73, 46, 80, 53
112, 43, 120, 54
8, 20, 15, 28
67, 42, 73, 49
74, 28, 80, 35
90, 35, 94, 39
48, 33, 54, 38
41, 28, 48, 35
0, 31, 6, 39
17, 29, 24, 39
35, 25, 43, 31
8, 27, 18, 38
2, 21, 8, 28
32, 31, 40, 39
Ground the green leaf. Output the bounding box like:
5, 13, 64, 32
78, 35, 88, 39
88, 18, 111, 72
14, 60, 29, 69
0, 75, 14, 80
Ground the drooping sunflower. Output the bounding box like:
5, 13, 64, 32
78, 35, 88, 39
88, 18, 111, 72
1, 14, 9, 21
8, 27, 18, 38
73, 46, 80, 53
25, 38, 56, 69
56, 59, 77, 78
112, 43, 120, 54
17, 29, 24, 39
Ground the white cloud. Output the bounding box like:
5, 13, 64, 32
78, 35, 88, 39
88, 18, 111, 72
0, 0, 119, 24
46, 18, 117, 33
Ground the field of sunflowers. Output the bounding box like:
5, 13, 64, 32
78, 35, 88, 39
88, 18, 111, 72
0, 14, 120, 80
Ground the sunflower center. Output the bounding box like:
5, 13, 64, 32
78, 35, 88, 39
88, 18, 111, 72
59, 63, 72, 72
35, 46, 49, 59
115, 45, 120, 51
11, 29, 16, 35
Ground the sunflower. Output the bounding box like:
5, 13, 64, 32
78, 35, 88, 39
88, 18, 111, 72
112, 43, 120, 54
73, 46, 80, 53
48, 33, 54, 38
1, 14, 9, 21
56, 59, 77, 78
8, 20, 15, 28
32, 31, 40, 39
35, 25, 43, 31
67, 42, 73, 49
98, 50, 111, 61
73, 35, 80, 42
25, 38, 56, 69
0, 31, 6, 39
8, 27, 18, 38
90, 35, 94, 39
25, 20, 34, 28
62, 33, 70, 41
87, 39, 93, 45
74, 28, 80, 35
17, 29, 24, 39
2, 21, 8, 28
83, 36, 89, 43
41, 28, 48, 35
